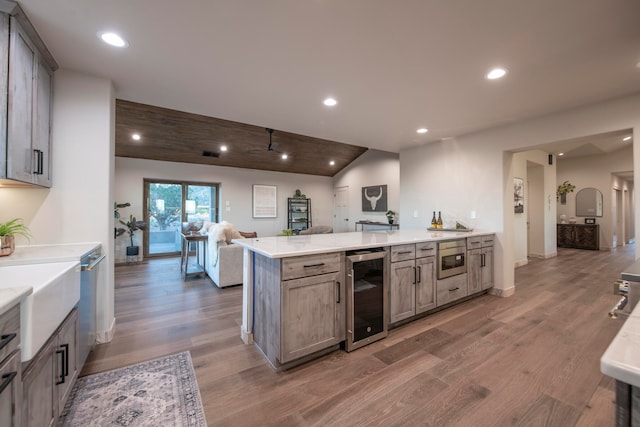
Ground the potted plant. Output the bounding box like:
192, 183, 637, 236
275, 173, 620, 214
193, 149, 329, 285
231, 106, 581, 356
0, 218, 32, 256
386, 210, 396, 224
119, 214, 146, 256
556, 181, 576, 204
114, 202, 130, 238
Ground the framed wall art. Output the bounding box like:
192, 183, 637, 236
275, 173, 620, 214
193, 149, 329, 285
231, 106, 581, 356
361, 185, 388, 212
514, 177, 524, 214
253, 184, 277, 218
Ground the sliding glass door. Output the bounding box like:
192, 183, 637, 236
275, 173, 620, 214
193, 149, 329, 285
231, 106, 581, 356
143, 179, 219, 257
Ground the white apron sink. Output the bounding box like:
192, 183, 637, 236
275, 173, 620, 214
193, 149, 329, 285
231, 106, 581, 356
0, 261, 80, 361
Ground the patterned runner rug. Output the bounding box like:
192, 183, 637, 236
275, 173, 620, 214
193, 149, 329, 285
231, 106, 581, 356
59, 351, 207, 426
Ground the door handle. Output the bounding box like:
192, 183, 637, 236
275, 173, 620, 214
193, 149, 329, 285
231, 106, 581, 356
413, 267, 417, 284
55, 349, 66, 384
0, 372, 17, 395
0, 333, 16, 352
61, 343, 69, 377
416, 266, 421, 283
336, 281, 341, 303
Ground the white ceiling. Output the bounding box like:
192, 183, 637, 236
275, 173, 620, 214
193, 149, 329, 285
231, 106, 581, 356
19, 0, 640, 153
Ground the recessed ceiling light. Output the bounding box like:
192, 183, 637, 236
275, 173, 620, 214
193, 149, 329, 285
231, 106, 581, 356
131, 133, 141, 141
558, 152, 564, 156
323, 98, 337, 106
623, 136, 632, 141
98, 31, 129, 48
329, 160, 335, 166
416, 128, 428, 134
486, 68, 507, 80
220, 145, 228, 151
281, 154, 288, 160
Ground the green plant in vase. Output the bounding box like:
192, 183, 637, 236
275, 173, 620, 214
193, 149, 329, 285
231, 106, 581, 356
556, 181, 576, 204
119, 214, 146, 256
0, 218, 32, 256
386, 210, 396, 224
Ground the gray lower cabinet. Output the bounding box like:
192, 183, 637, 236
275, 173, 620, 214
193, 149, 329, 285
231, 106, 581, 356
389, 242, 436, 324
0, 303, 21, 427
467, 235, 494, 294
22, 308, 78, 426
254, 252, 345, 368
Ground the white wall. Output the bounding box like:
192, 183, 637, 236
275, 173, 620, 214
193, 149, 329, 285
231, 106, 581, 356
556, 145, 634, 250
332, 149, 400, 227
114, 157, 334, 247
0, 70, 115, 340
400, 93, 640, 296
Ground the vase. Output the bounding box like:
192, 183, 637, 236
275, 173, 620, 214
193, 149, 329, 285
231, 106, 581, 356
388, 219, 394, 224
560, 193, 567, 204
0, 235, 15, 256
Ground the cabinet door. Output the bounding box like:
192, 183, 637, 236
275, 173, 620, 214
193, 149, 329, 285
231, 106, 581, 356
22, 337, 56, 427
389, 259, 415, 323
32, 59, 52, 187
0, 350, 21, 427
574, 225, 599, 250
281, 272, 342, 364
481, 247, 494, 290
467, 248, 482, 294
557, 224, 573, 248
415, 256, 436, 314
7, 18, 36, 184
56, 309, 78, 414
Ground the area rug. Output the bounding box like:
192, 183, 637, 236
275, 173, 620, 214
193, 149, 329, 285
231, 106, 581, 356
59, 351, 207, 426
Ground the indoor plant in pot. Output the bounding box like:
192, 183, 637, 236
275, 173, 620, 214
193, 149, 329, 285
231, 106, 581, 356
556, 181, 576, 204
120, 214, 146, 256
0, 218, 32, 256
386, 210, 396, 224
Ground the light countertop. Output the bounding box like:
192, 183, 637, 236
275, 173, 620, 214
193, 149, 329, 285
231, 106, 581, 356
0, 285, 32, 316
0, 242, 100, 267
601, 300, 640, 388
232, 229, 493, 259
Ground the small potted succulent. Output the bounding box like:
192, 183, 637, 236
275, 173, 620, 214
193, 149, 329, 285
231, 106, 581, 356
0, 218, 32, 256
386, 210, 396, 224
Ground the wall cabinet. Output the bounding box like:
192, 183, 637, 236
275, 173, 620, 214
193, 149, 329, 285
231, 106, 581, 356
287, 198, 312, 233
22, 308, 78, 426
0, 2, 57, 187
0, 304, 21, 427
557, 224, 599, 250
254, 252, 345, 368
389, 242, 436, 324
467, 235, 494, 294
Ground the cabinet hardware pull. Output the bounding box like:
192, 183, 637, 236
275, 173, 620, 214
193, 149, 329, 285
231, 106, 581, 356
413, 267, 417, 284
32, 149, 43, 175
481, 253, 485, 267
449, 287, 459, 292
303, 263, 325, 268
416, 266, 421, 283
0, 333, 16, 352
397, 251, 412, 255
420, 248, 434, 251
336, 281, 341, 303
0, 372, 17, 395
61, 343, 69, 377
55, 349, 65, 384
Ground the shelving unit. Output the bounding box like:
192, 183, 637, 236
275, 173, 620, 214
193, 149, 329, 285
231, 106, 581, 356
288, 198, 311, 233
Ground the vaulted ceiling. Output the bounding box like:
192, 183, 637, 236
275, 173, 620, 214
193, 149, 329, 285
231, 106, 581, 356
19, 0, 640, 175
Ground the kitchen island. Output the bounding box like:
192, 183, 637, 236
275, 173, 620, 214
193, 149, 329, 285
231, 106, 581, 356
233, 229, 494, 369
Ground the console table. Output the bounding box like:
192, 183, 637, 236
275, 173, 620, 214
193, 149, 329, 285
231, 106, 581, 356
180, 233, 207, 279
355, 221, 399, 231
557, 223, 599, 250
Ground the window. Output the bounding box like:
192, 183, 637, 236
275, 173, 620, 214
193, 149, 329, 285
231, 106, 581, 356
143, 179, 219, 257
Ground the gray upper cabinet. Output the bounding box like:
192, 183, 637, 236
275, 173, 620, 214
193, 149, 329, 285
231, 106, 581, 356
0, 2, 57, 187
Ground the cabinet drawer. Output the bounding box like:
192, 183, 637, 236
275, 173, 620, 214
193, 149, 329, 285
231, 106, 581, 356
282, 252, 341, 281
467, 237, 482, 250
415, 242, 436, 258
0, 304, 20, 364
481, 235, 494, 247
391, 244, 415, 262
436, 274, 468, 306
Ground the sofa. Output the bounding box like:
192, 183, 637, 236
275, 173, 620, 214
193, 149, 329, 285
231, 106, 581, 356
200, 221, 255, 288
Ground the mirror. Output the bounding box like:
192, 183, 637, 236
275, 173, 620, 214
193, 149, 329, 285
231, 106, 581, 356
575, 187, 603, 217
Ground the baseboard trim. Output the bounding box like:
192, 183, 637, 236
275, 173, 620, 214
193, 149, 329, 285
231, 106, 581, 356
97, 317, 116, 344
528, 252, 557, 259
241, 327, 254, 345
489, 286, 515, 298
514, 259, 528, 268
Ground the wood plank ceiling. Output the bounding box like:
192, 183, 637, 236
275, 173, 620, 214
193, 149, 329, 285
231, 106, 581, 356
115, 100, 368, 177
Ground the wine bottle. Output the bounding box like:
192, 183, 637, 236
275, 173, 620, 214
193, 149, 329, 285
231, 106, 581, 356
437, 211, 443, 229
431, 211, 437, 228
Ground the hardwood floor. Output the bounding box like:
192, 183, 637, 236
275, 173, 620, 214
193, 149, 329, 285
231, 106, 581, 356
83, 245, 636, 426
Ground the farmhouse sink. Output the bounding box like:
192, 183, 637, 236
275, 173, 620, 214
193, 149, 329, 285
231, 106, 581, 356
0, 261, 80, 361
